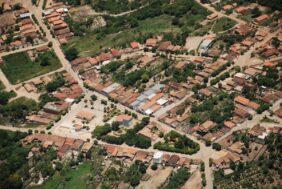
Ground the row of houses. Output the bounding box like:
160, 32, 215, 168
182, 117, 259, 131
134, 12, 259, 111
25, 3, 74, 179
44, 3, 73, 44
103, 144, 201, 168
0, 5, 43, 52
26, 72, 84, 125
23, 133, 92, 159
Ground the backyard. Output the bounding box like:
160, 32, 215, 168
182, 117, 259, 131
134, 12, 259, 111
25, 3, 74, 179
1, 51, 62, 84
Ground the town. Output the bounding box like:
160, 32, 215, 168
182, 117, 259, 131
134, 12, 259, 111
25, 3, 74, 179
0, 0, 281, 189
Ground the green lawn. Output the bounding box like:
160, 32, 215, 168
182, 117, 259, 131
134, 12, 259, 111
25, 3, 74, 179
42, 163, 92, 189
1, 51, 62, 84
64, 15, 180, 57
212, 17, 236, 33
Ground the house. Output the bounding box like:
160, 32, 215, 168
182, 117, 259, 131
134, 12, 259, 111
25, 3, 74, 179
153, 151, 163, 163
235, 7, 250, 15
254, 14, 269, 24
234, 108, 250, 118
116, 114, 133, 126
234, 96, 260, 110
223, 4, 234, 11
43, 101, 69, 115
228, 141, 244, 154
26, 115, 53, 125
146, 38, 158, 47
130, 41, 140, 49
235, 24, 252, 36
168, 155, 180, 167
200, 120, 217, 132
211, 150, 240, 168
233, 72, 247, 85
158, 41, 172, 51
224, 121, 236, 129
76, 110, 95, 121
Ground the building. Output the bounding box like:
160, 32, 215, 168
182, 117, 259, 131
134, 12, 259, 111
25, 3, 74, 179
116, 114, 133, 126
153, 151, 163, 163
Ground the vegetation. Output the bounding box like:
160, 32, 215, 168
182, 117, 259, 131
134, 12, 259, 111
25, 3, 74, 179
154, 130, 200, 154
124, 161, 148, 187
0, 80, 5, 91
164, 167, 190, 189
0, 97, 39, 125
46, 76, 65, 92
0, 91, 16, 105
190, 92, 235, 125
0, 130, 29, 189
93, 117, 151, 149
214, 133, 282, 188
41, 147, 104, 189
64, 0, 209, 57
1, 51, 61, 84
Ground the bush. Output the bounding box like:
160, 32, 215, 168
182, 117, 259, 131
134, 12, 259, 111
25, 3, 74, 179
212, 143, 222, 151
151, 163, 158, 170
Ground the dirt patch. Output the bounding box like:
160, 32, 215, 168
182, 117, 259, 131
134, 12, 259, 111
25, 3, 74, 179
181, 169, 202, 189
137, 166, 173, 189
185, 36, 203, 51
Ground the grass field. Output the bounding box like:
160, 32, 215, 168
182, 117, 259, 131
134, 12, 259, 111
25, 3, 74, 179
42, 163, 92, 189
212, 17, 236, 33
1, 51, 62, 84
64, 15, 180, 57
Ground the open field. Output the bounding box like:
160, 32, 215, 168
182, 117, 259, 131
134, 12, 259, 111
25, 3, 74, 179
64, 15, 180, 57
1, 51, 62, 84
41, 163, 92, 189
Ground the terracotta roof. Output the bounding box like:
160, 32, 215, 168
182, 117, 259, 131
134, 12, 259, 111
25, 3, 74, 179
146, 38, 157, 47
130, 41, 140, 49
116, 114, 132, 122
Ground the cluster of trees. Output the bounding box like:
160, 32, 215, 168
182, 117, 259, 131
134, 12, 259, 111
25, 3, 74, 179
46, 76, 65, 92
0, 91, 16, 105
164, 168, 190, 189
256, 67, 279, 88
154, 131, 200, 154
0, 97, 39, 124
124, 161, 148, 187
190, 93, 235, 124
100, 117, 151, 149
39, 93, 59, 108
164, 64, 195, 83
65, 47, 78, 61
0, 130, 29, 189
100, 61, 125, 74
113, 68, 151, 87
210, 72, 230, 85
